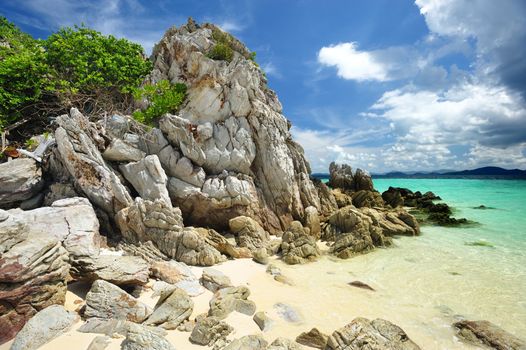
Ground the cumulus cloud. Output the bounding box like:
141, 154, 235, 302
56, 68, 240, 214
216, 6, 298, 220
318, 42, 391, 81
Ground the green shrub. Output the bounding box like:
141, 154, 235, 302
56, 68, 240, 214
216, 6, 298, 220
45, 25, 152, 96
0, 17, 53, 129
132, 80, 187, 125
207, 42, 234, 61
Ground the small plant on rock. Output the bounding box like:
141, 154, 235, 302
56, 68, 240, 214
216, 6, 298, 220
132, 80, 187, 126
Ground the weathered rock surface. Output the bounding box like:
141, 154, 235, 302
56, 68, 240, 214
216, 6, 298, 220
0, 213, 70, 344
208, 286, 254, 319
253, 247, 269, 264
224, 335, 268, 350
189, 316, 233, 347
200, 268, 233, 292
150, 260, 204, 296
116, 197, 224, 266
296, 328, 329, 349
268, 337, 305, 350
303, 206, 321, 238
78, 318, 165, 337
85, 280, 152, 323
351, 190, 384, 208
326, 317, 421, 350
54, 108, 132, 218
73, 254, 149, 286
121, 323, 175, 350
281, 221, 320, 264
0, 158, 43, 209
9, 305, 79, 350
453, 320, 526, 350
120, 155, 172, 206
229, 215, 270, 251
146, 20, 322, 233
322, 206, 419, 259
102, 137, 145, 162
253, 311, 273, 331
86, 335, 111, 350
328, 162, 373, 192
144, 288, 193, 329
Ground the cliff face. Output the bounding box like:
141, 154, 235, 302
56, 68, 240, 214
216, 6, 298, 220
142, 20, 321, 233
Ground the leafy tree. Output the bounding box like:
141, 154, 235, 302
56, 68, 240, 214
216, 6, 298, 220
132, 80, 187, 125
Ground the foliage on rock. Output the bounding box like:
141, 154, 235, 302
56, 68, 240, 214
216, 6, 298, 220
132, 80, 187, 125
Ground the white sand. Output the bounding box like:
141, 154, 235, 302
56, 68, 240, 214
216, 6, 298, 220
1, 253, 488, 350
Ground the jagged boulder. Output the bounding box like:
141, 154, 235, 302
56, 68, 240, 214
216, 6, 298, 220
144, 20, 321, 233
9, 305, 79, 350
0, 158, 44, 209
328, 162, 374, 192
303, 206, 321, 238
322, 205, 419, 259
326, 317, 421, 350
116, 197, 224, 266
144, 288, 193, 329
0, 216, 70, 344
208, 286, 255, 319
190, 316, 233, 348
351, 190, 384, 208
54, 108, 132, 218
453, 320, 525, 350
229, 215, 270, 251
281, 221, 320, 264
84, 280, 152, 323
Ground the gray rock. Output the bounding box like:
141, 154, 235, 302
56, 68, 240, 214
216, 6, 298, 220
144, 288, 193, 329
253, 311, 273, 331
19, 192, 44, 210
253, 247, 269, 264
235, 299, 256, 316
326, 317, 421, 350
208, 286, 252, 319
296, 328, 329, 349
304, 206, 321, 239
102, 138, 145, 162
84, 280, 152, 323
224, 335, 268, 350
72, 254, 149, 286
86, 335, 111, 350
150, 260, 204, 296
200, 268, 233, 292
281, 221, 320, 264
54, 108, 132, 218
453, 320, 525, 350
0, 224, 70, 344
0, 158, 43, 208
266, 264, 282, 276
274, 303, 303, 323
268, 338, 305, 350
147, 20, 322, 234
43, 182, 78, 206
121, 323, 175, 350
229, 216, 270, 251
328, 162, 373, 192
119, 155, 171, 206
190, 316, 233, 347
116, 198, 224, 266
10, 305, 79, 350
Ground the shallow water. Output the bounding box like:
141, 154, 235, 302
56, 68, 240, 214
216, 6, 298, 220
271, 178, 525, 348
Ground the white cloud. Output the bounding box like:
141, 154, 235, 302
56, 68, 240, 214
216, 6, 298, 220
262, 62, 282, 78
217, 20, 244, 33
318, 42, 390, 81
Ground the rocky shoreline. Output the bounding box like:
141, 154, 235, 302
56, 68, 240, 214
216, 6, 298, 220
1, 19, 524, 350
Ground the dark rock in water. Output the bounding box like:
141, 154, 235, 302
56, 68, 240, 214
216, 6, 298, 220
473, 205, 496, 210
453, 320, 525, 350
326, 317, 421, 349
465, 240, 495, 248
428, 212, 468, 226
382, 187, 404, 208
296, 328, 329, 349
349, 280, 376, 291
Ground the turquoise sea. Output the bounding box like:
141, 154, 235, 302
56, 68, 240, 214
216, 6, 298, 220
299, 178, 526, 348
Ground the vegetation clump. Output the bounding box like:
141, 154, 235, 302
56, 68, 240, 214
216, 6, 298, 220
0, 17, 152, 136
132, 80, 187, 126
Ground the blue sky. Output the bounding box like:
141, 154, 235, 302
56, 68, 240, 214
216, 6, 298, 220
2, 0, 526, 173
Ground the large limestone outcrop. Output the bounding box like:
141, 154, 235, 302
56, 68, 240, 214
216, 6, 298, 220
0, 210, 70, 344
143, 19, 323, 233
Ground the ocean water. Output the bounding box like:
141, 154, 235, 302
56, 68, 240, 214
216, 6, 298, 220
256, 178, 526, 349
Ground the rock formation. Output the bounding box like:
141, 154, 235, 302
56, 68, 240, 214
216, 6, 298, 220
145, 21, 324, 233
